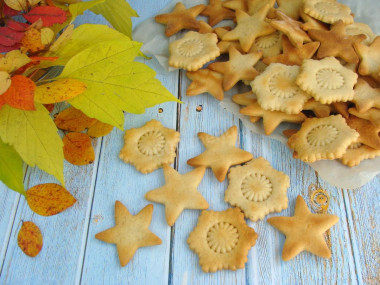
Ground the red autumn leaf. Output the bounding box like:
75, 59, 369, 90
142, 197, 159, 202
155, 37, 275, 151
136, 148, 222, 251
0, 43, 20, 53
17, 221, 43, 257
26, 183, 77, 216
2, 75, 36, 110
23, 6, 67, 27
3, 3, 18, 17
7, 20, 29, 32
0, 27, 24, 46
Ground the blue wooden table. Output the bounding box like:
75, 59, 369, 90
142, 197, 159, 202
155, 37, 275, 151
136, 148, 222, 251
0, 0, 379, 284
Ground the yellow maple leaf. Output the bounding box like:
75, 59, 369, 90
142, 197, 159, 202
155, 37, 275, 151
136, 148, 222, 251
0, 72, 11, 95
40, 28, 55, 45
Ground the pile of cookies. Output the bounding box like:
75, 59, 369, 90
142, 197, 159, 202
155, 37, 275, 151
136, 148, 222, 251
95, 119, 339, 272
154, 0, 380, 167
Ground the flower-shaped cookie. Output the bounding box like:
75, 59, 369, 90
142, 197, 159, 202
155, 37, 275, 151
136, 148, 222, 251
251, 31, 282, 58
169, 31, 220, 71
287, 115, 359, 163
296, 57, 357, 104
225, 157, 290, 221
303, 0, 353, 25
119, 120, 180, 173
251, 63, 311, 114
187, 208, 258, 272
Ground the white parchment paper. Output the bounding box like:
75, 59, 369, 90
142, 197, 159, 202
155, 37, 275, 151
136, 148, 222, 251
133, 0, 380, 189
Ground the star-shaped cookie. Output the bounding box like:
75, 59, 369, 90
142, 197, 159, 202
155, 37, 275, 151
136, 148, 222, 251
347, 116, 380, 150
270, 11, 311, 47
240, 101, 306, 135
201, 0, 235, 26
222, 0, 247, 12
155, 2, 205, 37
145, 164, 209, 226
308, 20, 366, 64
222, 4, 276, 52
187, 126, 253, 182
186, 69, 224, 100
276, 0, 303, 19
354, 36, 380, 81
267, 195, 339, 261
263, 35, 320, 66
247, 0, 276, 16
209, 46, 262, 90
95, 202, 162, 267
352, 79, 380, 112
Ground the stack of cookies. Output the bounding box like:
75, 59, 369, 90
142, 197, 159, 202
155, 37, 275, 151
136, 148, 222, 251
155, 0, 380, 167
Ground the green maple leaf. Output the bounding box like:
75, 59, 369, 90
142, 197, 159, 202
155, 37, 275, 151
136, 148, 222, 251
0, 104, 64, 185
42, 24, 131, 68
90, 0, 138, 38
69, 0, 106, 22
57, 40, 180, 129
0, 138, 25, 195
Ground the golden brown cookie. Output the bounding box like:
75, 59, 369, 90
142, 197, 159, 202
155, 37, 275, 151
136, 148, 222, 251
346, 116, 380, 150
232, 91, 256, 106
276, 0, 304, 19
222, 0, 247, 12
263, 35, 320, 66
186, 68, 224, 101
303, 99, 331, 118
187, 126, 253, 182
209, 46, 262, 90
95, 202, 162, 267
222, 4, 276, 52
155, 2, 205, 37
145, 164, 208, 226
348, 107, 380, 128
299, 8, 329, 31
247, 0, 276, 16
250, 31, 283, 58
345, 22, 375, 46
270, 11, 312, 47
119, 120, 180, 174
251, 63, 311, 114
240, 101, 306, 135
340, 141, 380, 167
169, 31, 220, 71
352, 78, 380, 112
303, 0, 353, 25
354, 36, 380, 82
225, 157, 289, 222
201, 0, 235, 26
296, 57, 358, 104
308, 20, 366, 64
267, 195, 339, 261
287, 115, 359, 162
187, 208, 258, 272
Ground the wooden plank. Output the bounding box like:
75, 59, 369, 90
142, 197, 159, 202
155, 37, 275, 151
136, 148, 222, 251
79, 58, 179, 284
170, 74, 246, 285
240, 127, 358, 284
343, 177, 380, 284
0, 137, 102, 284
0, 187, 20, 272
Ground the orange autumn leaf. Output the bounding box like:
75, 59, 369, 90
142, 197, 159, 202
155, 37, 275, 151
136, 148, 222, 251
87, 120, 114, 138
20, 28, 45, 53
63, 132, 95, 165
26, 183, 77, 216
54, 106, 96, 131
17, 221, 43, 257
2, 75, 36, 110
34, 78, 87, 104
